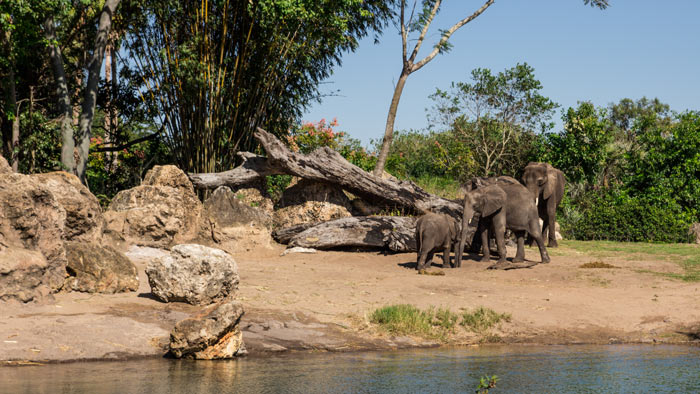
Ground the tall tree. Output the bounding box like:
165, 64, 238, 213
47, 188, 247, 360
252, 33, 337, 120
123, 0, 393, 174
75, 0, 120, 184
373, 0, 611, 176
429, 63, 558, 177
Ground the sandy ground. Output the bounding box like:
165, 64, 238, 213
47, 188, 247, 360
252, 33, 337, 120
2, 241, 699, 364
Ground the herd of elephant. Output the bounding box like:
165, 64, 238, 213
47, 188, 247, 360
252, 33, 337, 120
415, 162, 565, 271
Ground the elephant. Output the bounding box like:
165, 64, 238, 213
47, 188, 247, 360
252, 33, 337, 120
415, 213, 460, 270
521, 162, 566, 247
455, 177, 551, 269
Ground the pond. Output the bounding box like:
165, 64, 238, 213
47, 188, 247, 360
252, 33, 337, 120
2, 344, 699, 393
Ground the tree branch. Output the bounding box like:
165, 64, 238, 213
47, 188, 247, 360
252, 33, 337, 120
407, 0, 441, 65
412, 0, 494, 73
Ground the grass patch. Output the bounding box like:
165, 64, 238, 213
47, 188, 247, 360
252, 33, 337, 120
412, 175, 462, 200
579, 261, 619, 269
460, 307, 511, 334
369, 305, 458, 341
556, 240, 700, 282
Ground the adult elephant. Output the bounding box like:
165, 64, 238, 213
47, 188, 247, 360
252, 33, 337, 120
521, 162, 565, 247
455, 177, 550, 269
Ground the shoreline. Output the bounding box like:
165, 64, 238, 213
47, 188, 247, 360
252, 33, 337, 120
2, 242, 699, 365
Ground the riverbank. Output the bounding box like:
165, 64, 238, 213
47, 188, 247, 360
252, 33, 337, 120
2, 241, 699, 364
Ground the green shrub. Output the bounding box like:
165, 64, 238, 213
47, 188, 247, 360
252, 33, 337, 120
460, 307, 511, 333
370, 304, 458, 341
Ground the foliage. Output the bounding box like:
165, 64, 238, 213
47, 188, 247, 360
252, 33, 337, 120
429, 63, 558, 177
369, 304, 459, 341
460, 307, 511, 334
476, 375, 499, 394
265, 174, 293, 203
122, 0, 394, 174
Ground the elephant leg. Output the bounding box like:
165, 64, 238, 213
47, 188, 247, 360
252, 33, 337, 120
491, 215, 507, 263
528, 220, 551, 264
441, 241, 452, 268
513, 230, 526, 263
547, 206, 558, 247
417, 250, 429, 270
426, 252, 435, 268
480, 224, 491, 262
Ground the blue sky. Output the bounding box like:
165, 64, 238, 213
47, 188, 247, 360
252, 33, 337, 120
302, 1, 700, 145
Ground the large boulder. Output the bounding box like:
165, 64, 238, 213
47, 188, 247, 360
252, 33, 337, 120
199, 186, 273, 252
169, 298, 246, 359
104, 165, 202, 247
0, 169, 67, 301
64, 241, 139, 294
0, 247, 53, 302
145, 244, 239, 305
273, 179, 352, 228
33, 171, 104, 243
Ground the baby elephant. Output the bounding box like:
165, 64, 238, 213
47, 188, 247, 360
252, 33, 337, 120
415, 213, 460, 270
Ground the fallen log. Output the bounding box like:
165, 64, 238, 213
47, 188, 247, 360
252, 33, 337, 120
188, 152, 286, 190
188, 128, 463, 218
271, 222, 320, 244
288, 216, 418, 252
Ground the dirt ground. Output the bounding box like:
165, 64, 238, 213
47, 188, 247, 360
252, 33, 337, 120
2, 241, 699, 364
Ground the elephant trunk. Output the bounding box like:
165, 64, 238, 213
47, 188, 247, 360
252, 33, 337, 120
455, 206, 475, 267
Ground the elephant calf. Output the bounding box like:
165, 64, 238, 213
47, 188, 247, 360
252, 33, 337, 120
415, 213, 459, 270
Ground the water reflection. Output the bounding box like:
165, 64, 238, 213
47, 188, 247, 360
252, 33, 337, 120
2, 345, 700, 393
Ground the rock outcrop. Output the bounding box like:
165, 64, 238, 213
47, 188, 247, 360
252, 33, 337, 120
104, 165, 202, 247
199, 186, 273, 251
0, 161, 67, 301
169, 298, 246, 359
273, 179, 352, 228
33, 172, 104, 243
145, 244, 239, 305
64, 241, 139, 294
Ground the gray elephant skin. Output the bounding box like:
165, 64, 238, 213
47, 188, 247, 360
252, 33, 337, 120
456, 177, 550, 269
522, 162, 565, 247
415, 213, 459, 270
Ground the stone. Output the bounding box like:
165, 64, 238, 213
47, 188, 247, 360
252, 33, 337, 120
169, 298, 246, 359
0, 171, 67, 301
145, 244, 239, 305
539, 219, 563, 241
33, 171, 104, 243
142, 164, 195, 195
280, 246, 317, 256
229, 180, 274, 214
199, 186, 274, 252
64, 241, 139, 294
104, 166, 202, 247
0, 155, 11, 174
0, 247, 52, 302
273, 179, 352, 228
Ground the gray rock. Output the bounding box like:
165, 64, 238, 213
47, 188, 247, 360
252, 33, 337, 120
64, 241, 139, 294
202, 186, 272, 230
169, 298, 246, 359
146, 244, 239, 305
0, 170, 67, 302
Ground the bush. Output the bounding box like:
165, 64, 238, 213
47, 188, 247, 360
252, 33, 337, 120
370, 304, 458, 341
560, 187, 694, 243
460, 307, 511, 333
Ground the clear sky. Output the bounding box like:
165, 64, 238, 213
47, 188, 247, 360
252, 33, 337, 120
302, 0, 700, 145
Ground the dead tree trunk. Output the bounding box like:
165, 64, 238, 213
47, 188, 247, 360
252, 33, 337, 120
189, 128, 463, 218
288, 216, 418, 252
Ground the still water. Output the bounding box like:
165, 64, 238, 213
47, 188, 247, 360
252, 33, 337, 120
2, 345, 699, 393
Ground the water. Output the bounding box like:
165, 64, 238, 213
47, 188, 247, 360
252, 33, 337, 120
2, 345, 699, 393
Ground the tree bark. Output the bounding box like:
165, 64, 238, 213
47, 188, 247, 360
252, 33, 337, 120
44, 16, 76, 174
189, 128, 463, 216
75, 0, 120, 184
9, 67, 18, 172
288, 216, 418, 252
373, 70, 409, 177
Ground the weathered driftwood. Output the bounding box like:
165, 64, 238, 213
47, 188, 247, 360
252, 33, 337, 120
188, 128, 463, 217
271, 222, 320, 244
288, 216, 418, 252
189, 151, 286, 190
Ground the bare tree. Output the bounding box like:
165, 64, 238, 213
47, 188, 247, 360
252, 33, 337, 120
373, 0, 495, 176
373, 0, 610, 176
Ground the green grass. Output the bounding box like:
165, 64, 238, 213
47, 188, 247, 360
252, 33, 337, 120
369, 305, 458, 341
460, 307, 512, 333
554, 240, 700, 282
412, 175, 462, 200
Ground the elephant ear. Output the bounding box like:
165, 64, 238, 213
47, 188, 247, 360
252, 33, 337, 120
543, 167, 557, 199
481, 185, 506, 217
